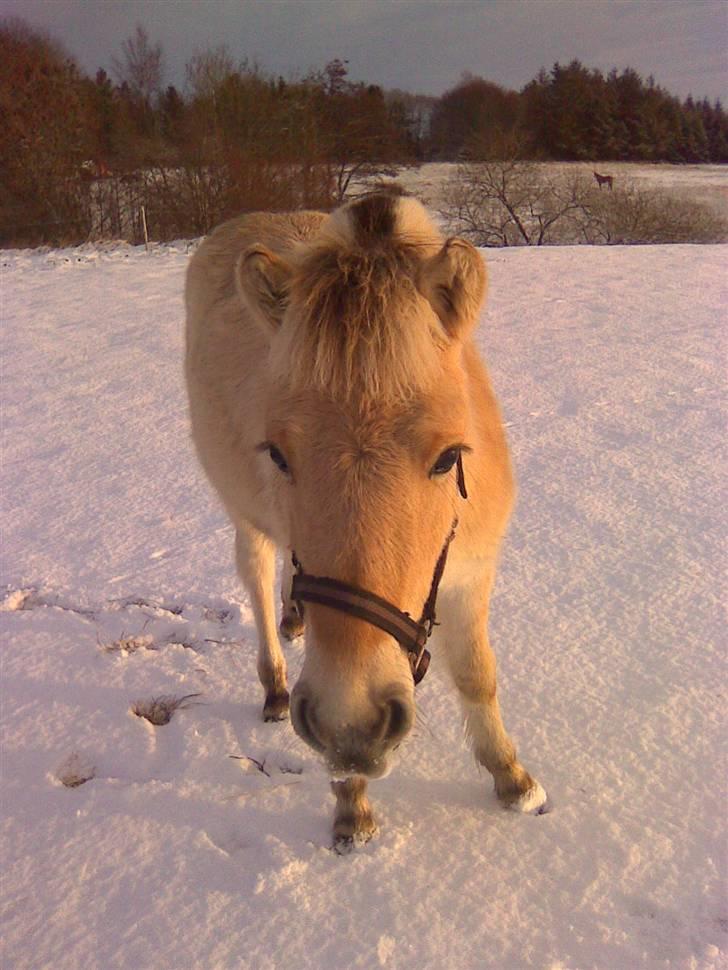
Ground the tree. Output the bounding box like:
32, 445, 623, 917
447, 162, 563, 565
0, 17, 93, 243
384, 89, 437, 158
113, 24, 164, 108
430, 75, 519, 157
441, 153, 593, 246
312, 61, 409, 199
323, 58, 349, 96
185, 44, 236, 104
158, 85, 183, 134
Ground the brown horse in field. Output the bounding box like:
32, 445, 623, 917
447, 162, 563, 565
185, 189, 547, 848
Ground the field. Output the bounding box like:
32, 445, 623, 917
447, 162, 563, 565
396, 161, 728, 220
1, 237, 726, 969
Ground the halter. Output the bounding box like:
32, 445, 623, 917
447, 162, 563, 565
290, 454, 467, 685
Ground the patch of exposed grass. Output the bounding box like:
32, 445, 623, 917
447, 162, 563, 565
131, 693, 201, 726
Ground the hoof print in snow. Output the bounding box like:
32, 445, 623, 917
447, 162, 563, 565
203, 606, 232, 624
55, 752, 96, 788
277, 761, 304, 776
131, 693, 201, 726
262, 690, 289, 722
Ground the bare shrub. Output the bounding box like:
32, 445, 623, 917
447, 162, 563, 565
440, 160, 593, 246
580, 182, 728, 244
83, 154, 337, 244
112, 24, 164, 108
143, 158, 334, 240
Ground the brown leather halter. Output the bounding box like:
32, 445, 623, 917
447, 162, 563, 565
290, 454, 467, 685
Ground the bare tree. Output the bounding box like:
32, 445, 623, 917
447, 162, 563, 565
185, 44, 236, 103
312, 62, 408, 201
113, 24, 164, 107
441, 159, 592, 246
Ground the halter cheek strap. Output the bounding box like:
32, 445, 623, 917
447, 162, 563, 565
289, 453, 467, 685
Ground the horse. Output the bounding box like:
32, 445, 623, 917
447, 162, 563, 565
593, 171, 614, 190
184, 188, 547, 848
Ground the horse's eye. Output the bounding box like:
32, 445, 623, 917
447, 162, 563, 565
431, 447, 460, 477
268, 444, 290, 475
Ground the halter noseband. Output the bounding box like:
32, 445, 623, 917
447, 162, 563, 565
290, 454, 467, 685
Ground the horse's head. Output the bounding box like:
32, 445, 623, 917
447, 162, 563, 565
236, 191, 486, 778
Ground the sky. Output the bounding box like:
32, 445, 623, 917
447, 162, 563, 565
3, 0, 726, 103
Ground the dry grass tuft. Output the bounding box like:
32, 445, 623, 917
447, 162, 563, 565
131, 693, 201, 726
102, 634, 156, 654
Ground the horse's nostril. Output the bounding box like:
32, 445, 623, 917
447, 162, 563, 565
292, 695, 325, 753
384, 697, 412, 745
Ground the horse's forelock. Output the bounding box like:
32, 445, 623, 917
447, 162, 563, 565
272, 195, 446, 402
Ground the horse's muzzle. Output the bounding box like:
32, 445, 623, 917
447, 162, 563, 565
290, 686, 413, 778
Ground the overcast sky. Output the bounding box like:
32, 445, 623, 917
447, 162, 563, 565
3, 0, 726, 103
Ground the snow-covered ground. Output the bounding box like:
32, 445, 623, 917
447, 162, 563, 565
1, 239, 726, 970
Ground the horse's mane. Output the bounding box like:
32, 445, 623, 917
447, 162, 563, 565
274, 190, 447, 403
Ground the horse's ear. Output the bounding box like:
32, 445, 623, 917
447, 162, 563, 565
419, 238, 486, 339
235, 245, 292, 333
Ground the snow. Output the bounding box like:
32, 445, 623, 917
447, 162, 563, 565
1, 239, 726, 970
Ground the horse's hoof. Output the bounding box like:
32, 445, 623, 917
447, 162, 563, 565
508, 780, 549, 815
279, 612, 305, 642
262, 691, 289, 722
332, 827, 377, 855
332, 814, 378, 852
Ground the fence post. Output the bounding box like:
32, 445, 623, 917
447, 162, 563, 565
141, 205, 149, 252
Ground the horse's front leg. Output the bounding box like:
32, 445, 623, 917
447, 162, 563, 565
235, 522, 289, 721
440, 571, 547, 813
331, 776, 378, 851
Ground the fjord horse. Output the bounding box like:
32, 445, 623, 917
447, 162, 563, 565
185, 189, 546, 847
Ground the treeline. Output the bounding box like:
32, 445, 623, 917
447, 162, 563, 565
431, 62, 728, 163
2, 17, 727, 246
1, 20, 415, 244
